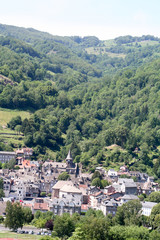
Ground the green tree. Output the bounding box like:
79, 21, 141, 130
85, 209, 104, 218
53, 213, 75, 239
15, 124, 22, 134
0, 216, 4, 223
101, 179, 110, 188
108, 225, 149, 240
79, 217, 109, 240
147, 192, 160, 203
5, 201, 24, 231
7, 158, 16, 169
91, 171, 102, 181
40, 236, 60, 240
114, 200, 142, 226
152, 214, 160, 230
0, 178, 3, 189
68, 227, 85, 240
58, 172, 70, 181
91, 177, 102, 188
7, 115, 22, 130
150, 203, 160, 228
23, 207, 33, 224
0, 189, 5, 198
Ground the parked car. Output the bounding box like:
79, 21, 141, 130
29, 230, 34, 234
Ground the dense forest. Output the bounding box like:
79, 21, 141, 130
1, 24, 160, 177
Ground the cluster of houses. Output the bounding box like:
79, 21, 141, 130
0, 148, 159, 218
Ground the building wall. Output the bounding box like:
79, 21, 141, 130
59, 191, 82, 202
52, 189, 59, 199
0, 152, 16, 163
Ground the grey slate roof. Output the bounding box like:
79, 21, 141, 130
118, 178, 134, 184
124, 182, 137, 188
121, 194, 139, 200
141, 201, 157, 209
52, 198, 81, 207
66, 149, 73, 161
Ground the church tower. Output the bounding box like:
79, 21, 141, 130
66, 149, 73, 167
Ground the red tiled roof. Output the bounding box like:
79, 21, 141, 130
107, 191, 118, 196
22, 160, 31, 168
34, 202, 49, 211
92, 191, 102, 197
79, 184, 88, 188
81, 204, 88, 210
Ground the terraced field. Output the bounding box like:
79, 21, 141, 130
0, 108, 31, 148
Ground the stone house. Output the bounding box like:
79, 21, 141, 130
52, 181, 73, 199
33, 202, 49, 214
3, 178, 11, 197
40, 179, 56, 195
104, 185, 115, 194
59, 184, 82, 203
16, 181, 27, 200
0, 151, 16, 163
89, 191, 104, 209
79, 184, 88, 204
100, 199, 119, 216
118, 178, 137, 195
50, 198, 81, 215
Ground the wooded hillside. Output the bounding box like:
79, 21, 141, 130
0, 24, 160, 177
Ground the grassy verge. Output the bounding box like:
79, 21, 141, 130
0, 231, 41, 239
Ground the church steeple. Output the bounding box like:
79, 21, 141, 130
66, 149, 73, 161
66, 149, 74, 168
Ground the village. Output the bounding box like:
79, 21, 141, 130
0, 147, 158, 218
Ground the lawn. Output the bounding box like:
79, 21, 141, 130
0, 231, 41, 240
0, 108, 31, 126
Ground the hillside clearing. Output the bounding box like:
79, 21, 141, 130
0, 108, 31, 126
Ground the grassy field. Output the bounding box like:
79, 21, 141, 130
105, 52, 126, 58
85, 46, 126, 58
0, 108, 31, 126
0, 108, 30, 148
0, 231, 41, 240
135, 40, 159, 47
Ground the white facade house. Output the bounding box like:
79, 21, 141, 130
141, 201, 157, 216
108, 169, 117, 177
14, 181, 26, 200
